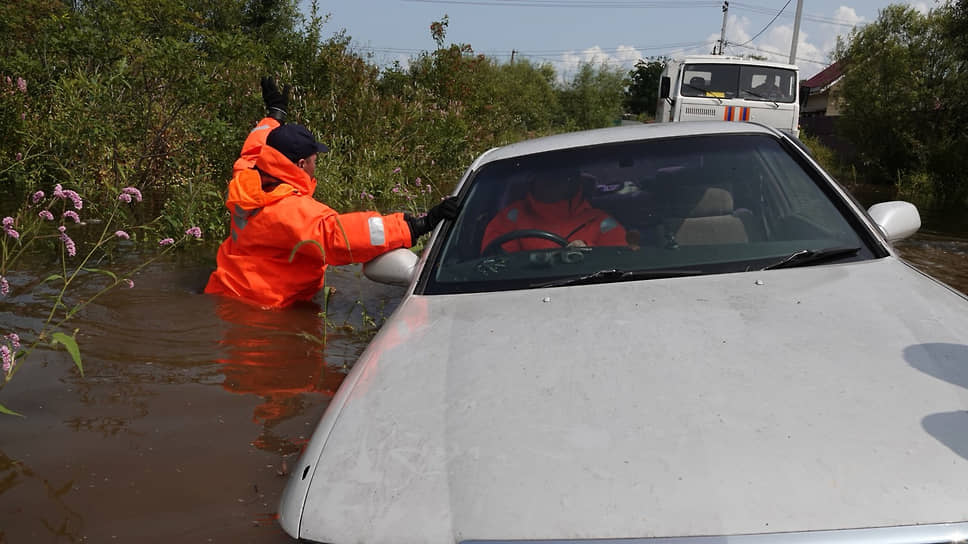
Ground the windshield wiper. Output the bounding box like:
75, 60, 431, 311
533, 268, 702, 288
761, 247, 861, 271
741, 88, 779, 108
682, 83, 722, 103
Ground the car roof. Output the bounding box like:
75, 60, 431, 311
469, 121, 782, 169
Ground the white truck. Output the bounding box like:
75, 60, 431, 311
656, 55, 805, 137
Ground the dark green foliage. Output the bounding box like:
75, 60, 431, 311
0, 2, 638, 237
835, 3, 968, 205
558, 62, 629, 130
624, 58, 666, 119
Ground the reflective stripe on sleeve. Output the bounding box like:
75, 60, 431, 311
368, 217, 386, 246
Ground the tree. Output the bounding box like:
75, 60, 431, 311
558, 62, 628, 130
835, 4, 968, 204
624, 57, 666, 118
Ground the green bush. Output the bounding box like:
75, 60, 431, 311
0, 2, 640, 237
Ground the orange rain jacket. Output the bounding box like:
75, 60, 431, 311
481, 191, 627, 253
205, 118, 414, 308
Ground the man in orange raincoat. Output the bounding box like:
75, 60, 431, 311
206, 79, 458, 308
481, 166, 626, 254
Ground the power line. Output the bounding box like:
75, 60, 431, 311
353, 40, 714, 57
730, 1, 862, 28
404, 0, 721, 8
726, 42, 827, 65
404, 0, 864, 28
734, 0, 792, 47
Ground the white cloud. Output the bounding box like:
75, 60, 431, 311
696, 9, 866, 79
614, 45, 644, 64
556, 45, 646, 81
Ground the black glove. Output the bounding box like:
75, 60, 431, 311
261, 77, 290, 122
405, 196, 460, 240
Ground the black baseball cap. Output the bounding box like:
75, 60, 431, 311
266, 124, 329, 164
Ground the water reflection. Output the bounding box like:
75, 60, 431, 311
895, 232, 968, 295
213, 296, 350, 455
0, 259, 393, 542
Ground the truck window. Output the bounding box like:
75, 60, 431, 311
681, 64, 739, 99
739, 66, 797, 103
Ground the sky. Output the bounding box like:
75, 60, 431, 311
301, 0, 941, 80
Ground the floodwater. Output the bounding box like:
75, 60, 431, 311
0, 262, 406, 542
1, 207, 967, 543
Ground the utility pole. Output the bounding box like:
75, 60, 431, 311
788, 0, 804, 64
717, 1, 729, 55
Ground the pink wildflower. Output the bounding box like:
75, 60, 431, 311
6, 333, 19, 350
118, 193, 132, 203
0, 276, 8, 297
415, 177, 422, 186
15, 152, 22, 161
62, 210, 80, 223
121, 187, 143, 202
1, 345, 11, 373
31, 190, 44, 203
393, 167, 402, 174
115, 230, 130, 240
58, 225, 76, 257
122, 279, 134, 289
2, 217, 18, 240
38, 210, 53, 221
53, 184, 65, 199
392, 186, 401, 194
159, 238, 175, 247
185, 226, 202, 239
16, 77, 26, 93
63, 189, 83, 210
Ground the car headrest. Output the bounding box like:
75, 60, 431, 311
672, 186, 734, 217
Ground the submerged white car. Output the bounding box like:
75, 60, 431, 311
279, 122, 968, 544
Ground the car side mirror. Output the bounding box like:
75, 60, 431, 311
363, 248, 419, 286
868, 201, 921, 242
659, 76, 671, 100
799, 85, 810, 108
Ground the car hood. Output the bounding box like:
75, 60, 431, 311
288, 258, 968, 543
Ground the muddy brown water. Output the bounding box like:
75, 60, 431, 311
1, 210, 967, 543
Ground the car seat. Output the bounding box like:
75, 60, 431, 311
663, 185, 749, 246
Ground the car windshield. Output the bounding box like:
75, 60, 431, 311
422, 133, 880, 295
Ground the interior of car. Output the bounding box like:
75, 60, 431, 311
427, 133, 878, 293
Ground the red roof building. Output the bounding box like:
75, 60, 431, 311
802, 60, 846, 117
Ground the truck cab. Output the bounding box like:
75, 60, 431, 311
657, 55, 803, 137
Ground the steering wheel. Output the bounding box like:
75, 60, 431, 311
482, 229, 569, 255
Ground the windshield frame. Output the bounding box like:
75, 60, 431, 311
415, 131, 888, 296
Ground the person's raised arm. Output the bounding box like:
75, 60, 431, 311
232, 78, 290, 173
